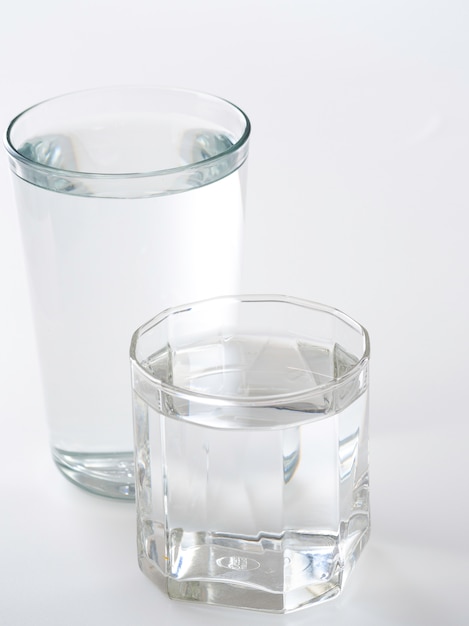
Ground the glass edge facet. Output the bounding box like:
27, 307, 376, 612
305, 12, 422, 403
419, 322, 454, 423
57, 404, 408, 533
129, 294, 370, 408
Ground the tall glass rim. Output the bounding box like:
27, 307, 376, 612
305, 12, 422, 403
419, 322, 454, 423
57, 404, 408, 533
4, 85, 251, 181
130, 294, 371, 408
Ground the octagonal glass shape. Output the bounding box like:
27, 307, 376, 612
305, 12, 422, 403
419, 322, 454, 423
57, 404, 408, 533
130, 295, 370, 613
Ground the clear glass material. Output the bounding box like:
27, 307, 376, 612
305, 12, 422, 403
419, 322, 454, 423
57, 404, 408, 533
4, 87, 250, 499
130, 295, 370, 613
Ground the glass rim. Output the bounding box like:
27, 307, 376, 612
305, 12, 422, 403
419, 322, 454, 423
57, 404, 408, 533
3, 85, 251, 180
130, 294, 370, 407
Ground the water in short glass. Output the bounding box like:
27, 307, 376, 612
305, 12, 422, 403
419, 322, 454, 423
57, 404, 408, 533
130, 295, 370, 613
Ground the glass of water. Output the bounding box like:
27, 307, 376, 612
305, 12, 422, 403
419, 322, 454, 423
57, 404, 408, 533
130, 295, 370, 613
4, 87, 250, 499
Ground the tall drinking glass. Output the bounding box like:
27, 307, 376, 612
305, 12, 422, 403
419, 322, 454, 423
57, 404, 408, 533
4, 87, 250, 499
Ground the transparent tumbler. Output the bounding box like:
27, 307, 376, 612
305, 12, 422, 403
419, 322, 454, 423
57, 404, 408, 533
4, 87, 250, 499
130, 295, 370, 613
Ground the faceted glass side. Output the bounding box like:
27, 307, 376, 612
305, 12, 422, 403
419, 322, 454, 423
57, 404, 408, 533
132, 350, 369, 613
131, 296, 370, 612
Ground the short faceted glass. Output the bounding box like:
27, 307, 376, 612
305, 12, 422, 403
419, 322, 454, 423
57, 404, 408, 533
4, 87, 249, 499
130, 295, 370, 613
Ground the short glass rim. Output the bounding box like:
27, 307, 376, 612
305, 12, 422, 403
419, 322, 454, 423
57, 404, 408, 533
130, 294, 371, 407
3, 85, 251, 180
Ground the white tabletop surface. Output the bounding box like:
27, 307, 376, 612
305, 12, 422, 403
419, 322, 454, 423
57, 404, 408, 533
1, 2, 468, 624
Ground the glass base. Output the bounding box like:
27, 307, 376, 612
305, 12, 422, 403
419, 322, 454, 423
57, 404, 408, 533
166, 576, 341, 613
52, 448, 135, 500
139, 524, 370, 613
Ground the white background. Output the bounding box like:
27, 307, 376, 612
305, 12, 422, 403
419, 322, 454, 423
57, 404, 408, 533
1, 1, 468, 624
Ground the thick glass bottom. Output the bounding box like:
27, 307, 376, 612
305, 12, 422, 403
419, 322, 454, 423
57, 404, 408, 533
139, 521, 370, 613
52, 448, 135, 500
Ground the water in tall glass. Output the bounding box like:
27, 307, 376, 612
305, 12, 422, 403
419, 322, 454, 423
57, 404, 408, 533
11, 118, 246, 498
